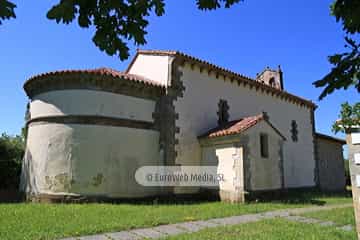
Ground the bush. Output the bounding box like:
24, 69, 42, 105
0, 133, 25, 189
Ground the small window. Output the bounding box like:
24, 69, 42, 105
291, 120, 298, 142
269, 77, 276, 87
217, 99, 229, 126
260, 133, 269, 158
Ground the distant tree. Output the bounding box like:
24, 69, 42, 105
0, 103, 28, 189
0, 0, 243, 60
333, 102, 360, 133
0, 133, 25, 189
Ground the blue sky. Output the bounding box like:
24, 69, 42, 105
0, 0, 358, 142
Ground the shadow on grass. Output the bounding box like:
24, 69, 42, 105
245, 188, 352, 206
1, 188, 352, 206
90, 188, 352, 206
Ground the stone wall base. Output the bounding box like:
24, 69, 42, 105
25, 186, 326, 204
25, 192, 219, 204
26, 192, 176, 203
219, 190, 245, 203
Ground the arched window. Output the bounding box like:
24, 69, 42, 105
269, 77, 276, 87
217, 99, 229, 126
260, 133, 269, 158
291, 120, 298, 142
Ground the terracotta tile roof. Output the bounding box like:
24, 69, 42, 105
127, 49, 254, 82
315, 132, 346, 145
129, 49, 317, 109
24, 67, 164, 89
199, 113, 286, 139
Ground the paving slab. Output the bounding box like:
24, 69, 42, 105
59, 203, 352, 240
210, 214, 263, 226
106, 231, 141, 240
318, 221, 335, 227
262, 210, 289, 218
173, 222, 207, 232
152, 224, 188, 235
76, 234, 110, 240
337, 225, 354, 232
191, 220, 220, 228
129, 228, 165, 239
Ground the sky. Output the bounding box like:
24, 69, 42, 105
0, 0, 358, 143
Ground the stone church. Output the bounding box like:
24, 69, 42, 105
20, 49, 346, 202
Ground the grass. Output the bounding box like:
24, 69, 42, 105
0, 190, 353, 240
301, 207, 355, 226
161, 218, 357, 240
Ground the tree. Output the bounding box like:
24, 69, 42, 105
1, 1, 357, 98
332, 102, 360, 133
0, 133, 25, 189
0, 0, 15, 24
0, 0, 242, 60
313, 0, 360, 99
312, 0, 359, 131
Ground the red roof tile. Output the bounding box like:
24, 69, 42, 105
129, 49, 317, 109
199, 114, 264, 138
315, 133, 346, 145
199, 113, 286, 139
25, 67, 164, 88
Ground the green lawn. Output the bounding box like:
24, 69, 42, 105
0, 191, 353, 240
302, 207, 355, 226
162, 218, 357, 240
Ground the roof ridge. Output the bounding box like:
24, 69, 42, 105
198, 113, 265, 139
198, 112, 286, 140
136, 49, 255, 81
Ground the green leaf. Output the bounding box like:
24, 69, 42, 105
47, 0, 77, 24
332, 0, 360, 34
313, 36, 359, 100
196, 0, 242, 10
44, 0, 242, 60
0, 0, 16, 24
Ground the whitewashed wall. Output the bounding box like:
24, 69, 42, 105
317, 138, 345, 191
200, 121, 283, 194
31, 90, 155, 122
22, 124, 161, 197
244, 121, 283, 191
128, 54, 172, 86
21, 89, 162, 198
201, 143, 240, 192
174, 64, 315, 189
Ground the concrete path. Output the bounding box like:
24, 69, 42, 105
62, 203, 353, 240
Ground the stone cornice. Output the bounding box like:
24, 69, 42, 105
27, 115, 156, 130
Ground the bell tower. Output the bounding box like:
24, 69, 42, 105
256, 65, 284, 90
